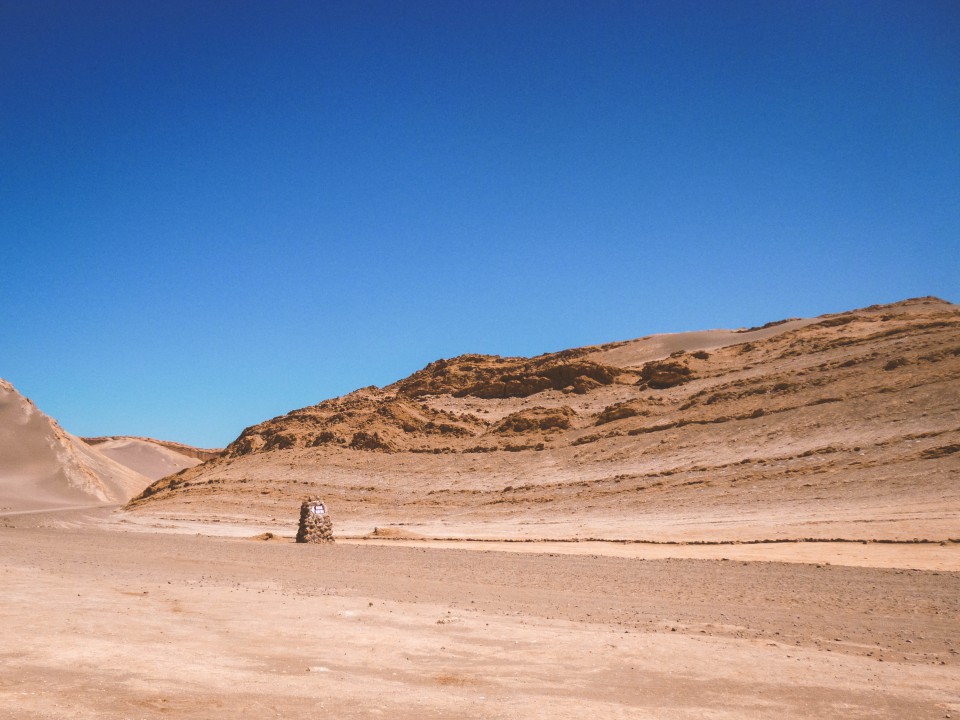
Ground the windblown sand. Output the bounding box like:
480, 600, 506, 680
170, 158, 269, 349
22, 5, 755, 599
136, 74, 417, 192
0, 381, 148, 512
82, 437, 203, 481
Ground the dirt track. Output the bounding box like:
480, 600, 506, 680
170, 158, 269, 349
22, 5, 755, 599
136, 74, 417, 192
2, 524, 958, 719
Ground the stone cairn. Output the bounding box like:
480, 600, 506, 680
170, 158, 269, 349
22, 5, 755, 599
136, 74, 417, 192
296, 497, 334, 543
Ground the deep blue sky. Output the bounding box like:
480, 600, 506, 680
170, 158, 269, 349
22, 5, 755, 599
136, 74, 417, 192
1, 1, 957, 448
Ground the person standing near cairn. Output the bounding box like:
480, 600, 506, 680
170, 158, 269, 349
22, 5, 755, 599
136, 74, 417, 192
296, 497, 334, 543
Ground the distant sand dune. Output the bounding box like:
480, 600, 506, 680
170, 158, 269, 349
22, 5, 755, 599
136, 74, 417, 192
0, 379, 150, 512
83, 436, 204, 481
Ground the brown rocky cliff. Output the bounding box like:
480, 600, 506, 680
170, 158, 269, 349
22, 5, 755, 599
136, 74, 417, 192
126, 296, 960, 537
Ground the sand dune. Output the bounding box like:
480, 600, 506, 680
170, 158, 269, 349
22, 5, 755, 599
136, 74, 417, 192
0, 380, 150, 512
84, 435, 222, 463
583, 317, 814, 367
82, 437, 206, 481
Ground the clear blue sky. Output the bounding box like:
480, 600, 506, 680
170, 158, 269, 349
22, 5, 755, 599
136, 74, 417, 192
1, 1, 957, 448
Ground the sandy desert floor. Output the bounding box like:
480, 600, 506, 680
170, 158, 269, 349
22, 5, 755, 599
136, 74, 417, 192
1, 508, 958, 719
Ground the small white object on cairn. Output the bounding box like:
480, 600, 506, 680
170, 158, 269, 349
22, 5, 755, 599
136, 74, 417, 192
296, 497, 334, 543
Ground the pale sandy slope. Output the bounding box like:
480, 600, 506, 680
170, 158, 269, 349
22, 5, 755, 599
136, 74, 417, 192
0, 379, 150, 512
85, 437, 204, 481
583, 316, 814, 366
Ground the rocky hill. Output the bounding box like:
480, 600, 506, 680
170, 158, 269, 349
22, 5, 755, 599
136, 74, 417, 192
125, 297, 960, 541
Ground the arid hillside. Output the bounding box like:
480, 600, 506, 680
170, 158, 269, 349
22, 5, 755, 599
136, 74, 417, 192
126, 297, 960, 541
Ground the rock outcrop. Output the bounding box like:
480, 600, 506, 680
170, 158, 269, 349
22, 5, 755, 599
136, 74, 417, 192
635, 358, 695, 389
393, 353, 622, 399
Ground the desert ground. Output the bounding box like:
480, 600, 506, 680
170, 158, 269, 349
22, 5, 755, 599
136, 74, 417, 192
1, 297, 958, 718
1, 505, 958, 719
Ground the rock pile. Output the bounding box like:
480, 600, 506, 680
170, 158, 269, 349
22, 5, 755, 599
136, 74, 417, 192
296, 497, 334, 543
